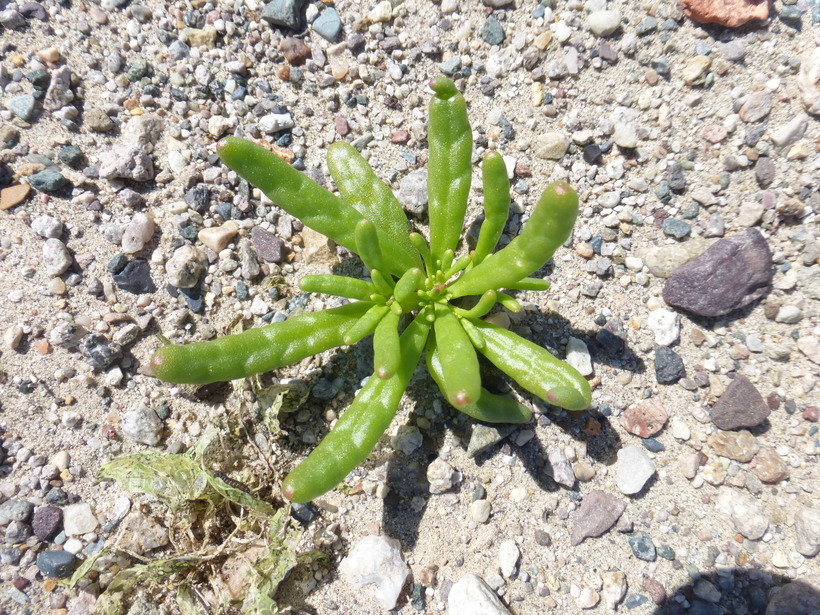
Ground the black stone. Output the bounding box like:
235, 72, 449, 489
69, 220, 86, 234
36, 550, 77, 578
290, 502, 318, 524
179, 286, 204, 313
112, 259, 156, 294
655, 346, 685, 384
583, 143, 602, 164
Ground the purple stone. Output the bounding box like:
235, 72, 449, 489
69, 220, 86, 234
662, 229, 773, 317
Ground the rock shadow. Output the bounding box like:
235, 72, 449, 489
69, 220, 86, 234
650, 568, 819, 615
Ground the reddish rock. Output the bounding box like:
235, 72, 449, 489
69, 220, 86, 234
620, 400, 668, 438
642, 578, 667, 604
391, 130, 410, 144
681, 0, 768, 28
335, 115, 350, 137
803, 406, 818, 422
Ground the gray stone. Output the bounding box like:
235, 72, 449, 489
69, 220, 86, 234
710, 374, 770, 430
655, 346, 685, 384
571, 490, 627, 545
795, 507, 820, 557
122, 405, 163, 445
261, 0, 305, 30
628, 532, 656, 561
398, 169, 428, 215
43, 65, 74, 111
29, 169, 67, 193
467, 423, 515, 457
0, 499, 35, 523
99, 145, 154, 181
662, 229, 773, 317
755, 157, 776, 187
481, 16, 505, 45
80, 333, 121, 368
43, 238, 72, 276
448, 574, 512, 615
9, 94, 37, 122
312, 7, 341, 41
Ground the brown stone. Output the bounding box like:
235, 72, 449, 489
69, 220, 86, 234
620, 400, 668, 438
571, 490, 627, 546
752, 447, 789, 483
281, 37, 311, 66
708, 429, 759, 462
643, 578, 667, 605
680, 0, 768, 28
0, 183, 31, 210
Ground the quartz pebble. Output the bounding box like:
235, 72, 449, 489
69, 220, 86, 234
448, 574, 512, 615
715, 488, 768, 540
339, 536, 408, 609
62, 503, 97, 536
616, 446, 656, 495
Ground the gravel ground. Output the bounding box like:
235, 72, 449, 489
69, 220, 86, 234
0, 0, 819, 613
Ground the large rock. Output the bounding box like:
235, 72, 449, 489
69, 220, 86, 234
765, 576, 820, 615
680, 0, 768, 28
662, 229, 772, 317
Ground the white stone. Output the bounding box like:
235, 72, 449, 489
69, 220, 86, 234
565, 337, 593, 376
587, 10, 621, 37
427, 458, 459, 494
615, 446, 656, 495
448, 573, 512, 615
715, 488, 769, 540
534, 131, 569, 159
63, 502, 98, 536
470, 500, 492, 524
498, 540, 519, 578
258, 113, 294, 134
121, 213, 155, 254
368, 0, 392, 22
601, 570, 627, 609
50, 450, 70, 470
647, 308, 680, 346
670, 417, 691, 441
339, 535, 408, 609
770, 113, 809, 147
